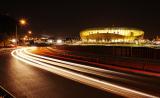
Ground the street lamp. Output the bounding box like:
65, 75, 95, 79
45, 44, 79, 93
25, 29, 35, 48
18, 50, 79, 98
19, 19, 27, 26
15, 18, 27, 46
27, 30, 32, 41
11, 39, 16, 43
28, 30, 32, 34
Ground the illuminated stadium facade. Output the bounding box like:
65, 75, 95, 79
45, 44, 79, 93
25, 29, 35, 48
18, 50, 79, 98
80, 27, 144, 43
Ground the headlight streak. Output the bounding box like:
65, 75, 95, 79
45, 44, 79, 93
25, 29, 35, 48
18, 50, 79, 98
11, 48, 158, 98
21, 48, 139, 86
25, 48, 126, 75
24, 48, 130, 75
46, 47, 160, 78
24, 48, 144, 85
28, 47, 159, 84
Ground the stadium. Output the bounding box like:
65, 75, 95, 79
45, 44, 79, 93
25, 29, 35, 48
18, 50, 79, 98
80, 27, 144, 43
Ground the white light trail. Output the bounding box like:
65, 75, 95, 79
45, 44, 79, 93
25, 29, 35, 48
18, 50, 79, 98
24, 48, 126, 74
11, 48, 158, 98
23, 48, 142, 84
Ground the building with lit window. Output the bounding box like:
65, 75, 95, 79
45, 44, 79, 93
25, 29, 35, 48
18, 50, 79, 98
80, 27, 144, 43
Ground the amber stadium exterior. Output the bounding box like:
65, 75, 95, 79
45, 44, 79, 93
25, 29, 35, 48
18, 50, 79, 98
80, 27, 144, 43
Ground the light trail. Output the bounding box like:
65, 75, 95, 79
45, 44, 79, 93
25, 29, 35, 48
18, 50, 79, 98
24, 48, 127, 75
11, 47, 158, 98
23, 48, 145, 84
47, 47, 160, 77
29, 47, 160, 84
21, 48, 140, 85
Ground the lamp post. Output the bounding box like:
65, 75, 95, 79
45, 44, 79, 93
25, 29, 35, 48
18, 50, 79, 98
28, 30, 32, 41
15, 19, 27, 46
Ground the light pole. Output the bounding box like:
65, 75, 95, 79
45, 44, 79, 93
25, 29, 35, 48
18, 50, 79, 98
28, 30, 32, 40
15, 19, 27, 46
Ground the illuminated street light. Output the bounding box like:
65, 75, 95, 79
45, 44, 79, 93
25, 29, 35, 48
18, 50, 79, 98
11, 39, 16, 43
23, 37, 26, 40
28, 30, 32, 41
28, 30, 32, 34
57, 39, 62, 44
15, 18, 27, 46
19, 19, 27, 25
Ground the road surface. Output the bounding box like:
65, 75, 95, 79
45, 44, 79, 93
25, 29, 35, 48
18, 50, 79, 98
0, 48, 121, 98
0, 47, 160, 98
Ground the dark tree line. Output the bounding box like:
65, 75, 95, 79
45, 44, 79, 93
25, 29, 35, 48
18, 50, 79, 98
0, 13, 16, 47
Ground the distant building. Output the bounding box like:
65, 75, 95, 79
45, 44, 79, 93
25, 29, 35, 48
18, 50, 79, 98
80, 27, 144, 43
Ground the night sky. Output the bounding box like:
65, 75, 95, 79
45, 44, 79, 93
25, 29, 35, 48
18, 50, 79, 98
0, 1, 160, 38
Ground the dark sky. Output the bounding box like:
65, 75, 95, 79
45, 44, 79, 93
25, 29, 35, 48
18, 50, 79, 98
0, 1, 160, 38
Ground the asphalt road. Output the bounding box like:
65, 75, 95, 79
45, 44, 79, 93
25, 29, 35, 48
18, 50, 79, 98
1, 47, 160, 98
0, 48, 121, 98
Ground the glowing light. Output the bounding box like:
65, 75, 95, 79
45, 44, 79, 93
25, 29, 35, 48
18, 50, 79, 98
11, 39, 16, 43
19, 19, 27, 25
23, 38, 26, 40
48, 39, 53, 43
57, 39, 62, 44
11, 48, 158, 98
28, 46, 37, 50
28, 30, 32, 34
